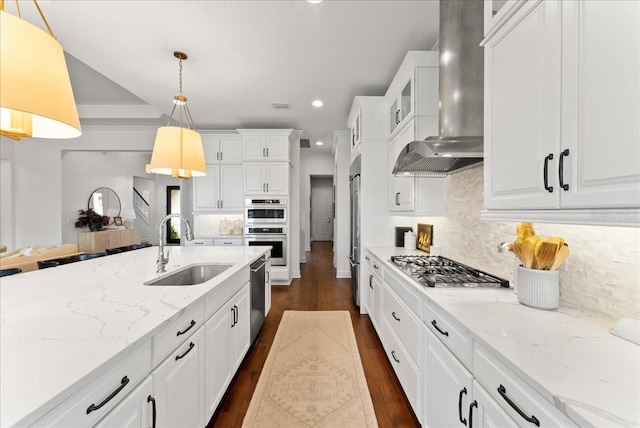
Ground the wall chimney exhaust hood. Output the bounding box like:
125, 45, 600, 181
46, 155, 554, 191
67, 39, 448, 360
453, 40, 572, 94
393, 0, 484, 176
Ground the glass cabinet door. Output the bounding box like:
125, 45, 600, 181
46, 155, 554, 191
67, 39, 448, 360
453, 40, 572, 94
400, 79, 412, 122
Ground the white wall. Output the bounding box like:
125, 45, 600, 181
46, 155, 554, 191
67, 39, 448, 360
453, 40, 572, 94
300, 150, 334, 255
133, 176, 152, 242
333, 131, 350, 278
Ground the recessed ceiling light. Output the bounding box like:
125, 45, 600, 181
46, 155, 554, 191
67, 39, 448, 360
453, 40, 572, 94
312, 99, 324, 107
315, 141, 324, 146
308, 0, 323, 3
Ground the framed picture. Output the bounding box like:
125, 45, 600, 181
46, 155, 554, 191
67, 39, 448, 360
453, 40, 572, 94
416, 223, 433, 252
113, 216, 123, 227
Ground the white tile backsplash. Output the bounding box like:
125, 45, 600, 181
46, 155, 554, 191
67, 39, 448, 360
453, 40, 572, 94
193, 214, 243, 237
399, 166, 640, 321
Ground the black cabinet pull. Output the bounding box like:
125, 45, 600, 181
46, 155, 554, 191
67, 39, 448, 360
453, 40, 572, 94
175, 342, 194, 361
458, 387, 468, 425
498, 385, 540, 426
86, 376, 129, 414
369, 274, 373, 289
231, 307, 236, 328
559, 149, 570, 191
176, 320, 196, 336
266, 147, 269, 157
468, 400, 478, 428
392, 311, 400, 322
373, 264, 379, 270
395, 192, 400, 206
147, 395, 157, 428
234, 305, 238, 325
543, 153, 554, 193
391, 350, 400, 363
365, 256, 370, 261
431, 319, 449, 336
395, 109, 401, 124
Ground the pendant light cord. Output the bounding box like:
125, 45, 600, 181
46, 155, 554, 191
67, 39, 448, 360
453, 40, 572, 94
2, 0, 57, 39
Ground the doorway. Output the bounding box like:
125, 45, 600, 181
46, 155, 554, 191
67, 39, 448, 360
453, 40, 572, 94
166, 186, 181, 244
310, 176, 333, 242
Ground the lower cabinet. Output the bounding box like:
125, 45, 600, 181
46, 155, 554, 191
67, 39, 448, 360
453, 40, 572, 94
469, 380, 518, 428
229, 283, 251, 370
95, 377, 155, 428
152, 327, 206, 428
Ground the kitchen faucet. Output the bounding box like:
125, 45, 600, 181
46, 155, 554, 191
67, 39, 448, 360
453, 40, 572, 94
157, 213, 194, 273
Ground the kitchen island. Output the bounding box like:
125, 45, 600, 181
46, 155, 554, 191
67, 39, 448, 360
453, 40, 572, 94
366, 246, 640, 428
0, 246, 270, 427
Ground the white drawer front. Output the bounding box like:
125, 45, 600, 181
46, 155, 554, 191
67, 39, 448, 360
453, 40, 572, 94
422, 299, 472, 369
473, 344, 578, 428
153, 303, 205, 366
33, 340, 152, 428
381, 318, 420, 416
383, 284, 421, 365
364, 252, 383, 278
384, 268, 420, 315
213, 238, 243, 246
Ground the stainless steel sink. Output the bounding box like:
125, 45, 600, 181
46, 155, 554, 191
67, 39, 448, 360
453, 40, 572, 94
145, 264, 232, 286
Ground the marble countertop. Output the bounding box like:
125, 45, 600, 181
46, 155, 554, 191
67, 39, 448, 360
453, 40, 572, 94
0, 246, 269, 427
367, 246, 640, 428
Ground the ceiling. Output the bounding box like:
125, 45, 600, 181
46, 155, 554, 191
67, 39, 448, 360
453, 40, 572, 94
16, 0, 440, 151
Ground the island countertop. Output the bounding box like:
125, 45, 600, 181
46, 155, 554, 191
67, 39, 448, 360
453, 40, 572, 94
367, 246, 640, 428
0, 246, 269, 427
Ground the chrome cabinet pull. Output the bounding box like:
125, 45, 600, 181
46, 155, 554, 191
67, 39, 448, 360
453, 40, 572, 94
458, 387, 468, 425
543, 153, 554, 193
176, 320, 196, 336
498, 385, 540, 426
86, 376, 129, 414
431, 319, 449, 336
175, 342, 194, 361
559, 149, 570, 191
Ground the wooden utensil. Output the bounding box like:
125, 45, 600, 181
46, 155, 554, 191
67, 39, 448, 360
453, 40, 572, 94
520, 240, 535, 269
512, 238, 523, 265
550, 245, 570, 270
535, 242, 559, 270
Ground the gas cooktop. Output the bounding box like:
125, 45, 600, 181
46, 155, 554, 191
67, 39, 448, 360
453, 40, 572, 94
390, 255, 509, 288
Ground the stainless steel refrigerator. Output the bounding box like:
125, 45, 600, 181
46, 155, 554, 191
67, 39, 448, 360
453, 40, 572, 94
349, 155, 361, 306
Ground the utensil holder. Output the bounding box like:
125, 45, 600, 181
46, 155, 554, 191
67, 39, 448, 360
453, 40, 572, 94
515, 265, 559, 310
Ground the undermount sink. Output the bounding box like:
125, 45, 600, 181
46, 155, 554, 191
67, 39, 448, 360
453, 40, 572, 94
145, 264, 233, 286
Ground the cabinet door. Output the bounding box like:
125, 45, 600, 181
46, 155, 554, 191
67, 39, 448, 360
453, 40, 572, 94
194, 164, 221, 211
231, 284, 251, 370
243, 163, 266, 194
559, 1, 640, 208
204, 305, 232, 418
152, 327, 205, 428
388, 123, 415, 211
219, 139, 244, 163
265, 162, 289, 195
470, 380, 518, 428
95, 377, 153, 428
244, 136, 265, 160
484, 0, 561, 210
220, 165, 244, 211
424, 328, 473, 428
265, 136, 289, 160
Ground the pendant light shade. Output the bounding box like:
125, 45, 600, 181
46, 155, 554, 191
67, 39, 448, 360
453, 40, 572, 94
0, 8, 81, 141
147, 51, 206, 179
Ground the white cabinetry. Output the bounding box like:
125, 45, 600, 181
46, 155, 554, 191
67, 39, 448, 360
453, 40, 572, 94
95, 377, 154, 428
193, 164, 244, 212
229, 283, 251, 370
242, 135, 290, 161
202, 137, 244, 164
483, 0, 640, 225
243, 162, 289, 195
347, 97, 388, 157
152, 327, 206, 428
363, 251, 382, 335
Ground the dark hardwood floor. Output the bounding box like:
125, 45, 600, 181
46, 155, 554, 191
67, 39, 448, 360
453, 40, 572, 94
207, 241, 420, 427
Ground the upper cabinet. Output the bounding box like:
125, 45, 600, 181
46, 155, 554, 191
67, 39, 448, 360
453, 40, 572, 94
385, 51, 439, 140
239, 130, 292, 161
483, 0, 527, 38
347, 97, 388, 156
201, 134, 243, 164
482, 0, 640, 226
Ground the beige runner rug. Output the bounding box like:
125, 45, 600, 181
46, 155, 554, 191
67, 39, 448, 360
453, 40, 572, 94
242, 311, 378, 428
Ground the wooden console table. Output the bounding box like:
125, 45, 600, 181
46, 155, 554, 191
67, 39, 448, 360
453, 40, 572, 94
79, 229, 141, 253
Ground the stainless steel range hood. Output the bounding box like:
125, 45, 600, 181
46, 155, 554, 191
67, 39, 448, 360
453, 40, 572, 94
393, 0, 484, 176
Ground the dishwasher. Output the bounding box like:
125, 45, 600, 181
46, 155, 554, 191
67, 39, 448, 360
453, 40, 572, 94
250, 256, 266, 344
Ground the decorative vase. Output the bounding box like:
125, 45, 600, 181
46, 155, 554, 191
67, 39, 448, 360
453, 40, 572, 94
88, 221, 103, 232
515, 265, 559, 310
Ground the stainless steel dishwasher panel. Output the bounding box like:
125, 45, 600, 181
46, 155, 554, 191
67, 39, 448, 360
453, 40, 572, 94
250, 257, 266, 344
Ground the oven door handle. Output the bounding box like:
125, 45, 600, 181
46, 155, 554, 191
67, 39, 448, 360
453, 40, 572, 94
245, 235, 286, 239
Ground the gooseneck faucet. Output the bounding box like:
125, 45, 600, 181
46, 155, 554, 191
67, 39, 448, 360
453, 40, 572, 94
157, 213, 194, 273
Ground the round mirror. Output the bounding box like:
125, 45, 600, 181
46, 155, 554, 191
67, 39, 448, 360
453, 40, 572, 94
88, 187, 121, 218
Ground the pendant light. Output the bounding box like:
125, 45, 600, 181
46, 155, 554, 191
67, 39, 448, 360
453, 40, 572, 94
147, 51, 206, 179
0, 0, 81, 141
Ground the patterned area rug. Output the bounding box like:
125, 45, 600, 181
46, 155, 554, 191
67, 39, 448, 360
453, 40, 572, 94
242, 311, 378, 427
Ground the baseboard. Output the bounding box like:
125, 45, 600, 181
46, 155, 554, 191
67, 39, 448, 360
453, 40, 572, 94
291, 269, 301, 279
336, 270, 351, 278
300, 256, 307, 263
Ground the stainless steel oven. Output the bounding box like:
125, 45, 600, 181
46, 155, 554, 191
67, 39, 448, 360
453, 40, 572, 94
244, 225, 287, 266
244, 198, 287, 224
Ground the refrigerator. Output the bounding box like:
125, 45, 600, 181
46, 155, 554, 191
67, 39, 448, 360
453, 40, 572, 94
349, 155, 361, 306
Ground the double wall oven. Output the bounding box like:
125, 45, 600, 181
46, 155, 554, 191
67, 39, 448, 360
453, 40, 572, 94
244, 198, 287, 266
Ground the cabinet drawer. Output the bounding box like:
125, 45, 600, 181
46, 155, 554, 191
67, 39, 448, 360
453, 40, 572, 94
185, 238, 214, 246
153, 303, 205, 366
422, 299, 472, 368
213, 238, 243, 246
33, 340, 152, 427
381, 318, 420, 416
205, 267, 250, 319
383, 284, 421, 365
473, 344, 578, 427
384, 267, 420, 315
